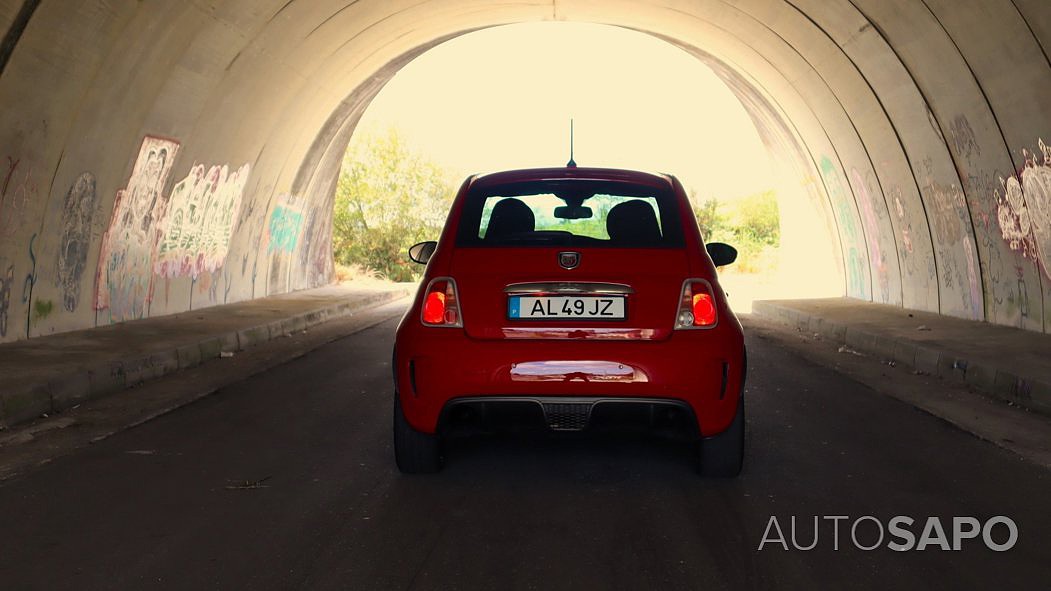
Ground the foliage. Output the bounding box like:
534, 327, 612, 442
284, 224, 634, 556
334, 262, 380, 283
692, 189, 781, 274
545, 198, 617, 239
331, 130, 781, 280
692, 194, 724, 240
733, 190, 780, 246
333, 128, 454, 281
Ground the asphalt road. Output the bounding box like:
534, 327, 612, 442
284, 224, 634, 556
0, 314, 1048, 590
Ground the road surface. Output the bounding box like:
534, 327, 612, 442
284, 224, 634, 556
0, 311, 1047, 590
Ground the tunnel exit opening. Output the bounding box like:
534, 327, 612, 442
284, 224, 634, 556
324, 23, 844, 310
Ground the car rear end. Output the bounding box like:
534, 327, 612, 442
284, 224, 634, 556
394, 167, 745, 474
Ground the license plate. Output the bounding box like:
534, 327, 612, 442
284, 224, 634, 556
508, 295, 626, 320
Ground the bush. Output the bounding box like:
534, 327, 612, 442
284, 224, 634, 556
692, 190, 780, 274
333, 128, 454, 282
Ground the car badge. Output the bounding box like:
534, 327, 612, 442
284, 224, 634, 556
558, 251, 581, 270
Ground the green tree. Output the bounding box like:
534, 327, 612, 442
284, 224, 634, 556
734, 190, 780, 247
690, 189, 727, 240
689, 189, 781, 274
333, 128, 454, 281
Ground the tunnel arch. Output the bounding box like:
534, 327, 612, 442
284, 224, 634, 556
0, 0, 1048, 342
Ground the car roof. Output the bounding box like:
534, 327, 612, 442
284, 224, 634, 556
468, 167, 676, 192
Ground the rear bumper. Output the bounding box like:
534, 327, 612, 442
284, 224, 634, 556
394, 323, 745, 437
440, 396, 700, 440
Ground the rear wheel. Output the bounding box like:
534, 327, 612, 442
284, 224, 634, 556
697, 396, 744, 477
394, 397, 442, 474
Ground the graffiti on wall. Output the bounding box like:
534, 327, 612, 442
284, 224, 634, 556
943, 113, 1041, 327
55, 173, 99, 312
887, 183, 936, 288
890, 187, 913, 255
0, 155, 39, 338
950, 116, 980, 161
22, 233, 37, 337
154, 163, 250, 279
0, 259, 12, 337
0, 156, 37, 238
298, 194, 334, 287
265, 193, 303, 294
267, 198, 303, 254
963, 234, 980, 317
996, 139, 1051, 280
996, 176, 1031, 253
850, 168, 891, 303
820, 157, 868, 299
95, 137, 180, 321
919, 155, 983, 319
926, 181, 967, 246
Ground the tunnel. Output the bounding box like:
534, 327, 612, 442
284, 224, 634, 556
0, 0, 1049, 343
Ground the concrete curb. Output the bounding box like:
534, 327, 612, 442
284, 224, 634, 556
751, 300, 1051, 418
0, 288, 410, 427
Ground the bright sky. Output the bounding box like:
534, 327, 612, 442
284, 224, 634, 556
354, 22, 776, 202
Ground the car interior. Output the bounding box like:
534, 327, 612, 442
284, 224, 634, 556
606, 200, 662, 246
483, 198, 536, 242
479, 196, 666, 247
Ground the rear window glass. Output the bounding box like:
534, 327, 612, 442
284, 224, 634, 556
455, 180, 684, 248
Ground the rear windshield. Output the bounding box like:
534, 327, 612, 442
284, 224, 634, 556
455, 180, 684, 248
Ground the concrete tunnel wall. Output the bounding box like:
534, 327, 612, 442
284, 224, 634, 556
0, 0, 1049, 344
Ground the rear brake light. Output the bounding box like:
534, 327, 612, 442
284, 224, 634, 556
421, 277, 462, 327
675, 279, 718, 329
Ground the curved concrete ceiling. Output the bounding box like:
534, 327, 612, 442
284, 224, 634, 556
0, 0, 1048, 342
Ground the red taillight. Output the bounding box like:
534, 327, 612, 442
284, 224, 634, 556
423, 291, 446, 324
675, 279, 718, 329
420, 278, 462, 327
692, 293, 716, 326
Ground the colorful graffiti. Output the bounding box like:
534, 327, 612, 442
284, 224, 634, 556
820, 157, 868, 299
995, 139, 1051, 280
55, 172, 98, 312
1022, 142, 1051, 276
995, 175, 1031, 253
267, 200, 303, 254
264, 193, 302, 294
851, 168, 890, 302
154, 163, 250, 279
888, 182, 937, 290
95, 137, 180, 321
943, 114, 1037, 327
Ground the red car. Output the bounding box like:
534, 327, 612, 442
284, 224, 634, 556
393, 167, 745, 476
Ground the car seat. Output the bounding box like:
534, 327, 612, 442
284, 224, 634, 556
484, 198, 535, 241
606, 200, 661, 246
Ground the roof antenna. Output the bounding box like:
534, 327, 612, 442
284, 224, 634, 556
566, 118, 577, 168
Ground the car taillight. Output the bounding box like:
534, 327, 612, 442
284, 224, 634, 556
675, 279, 718, 329
421, 277, 462, 327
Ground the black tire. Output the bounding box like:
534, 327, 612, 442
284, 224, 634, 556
697, 395, 744, 477
394, 397, 442, 474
